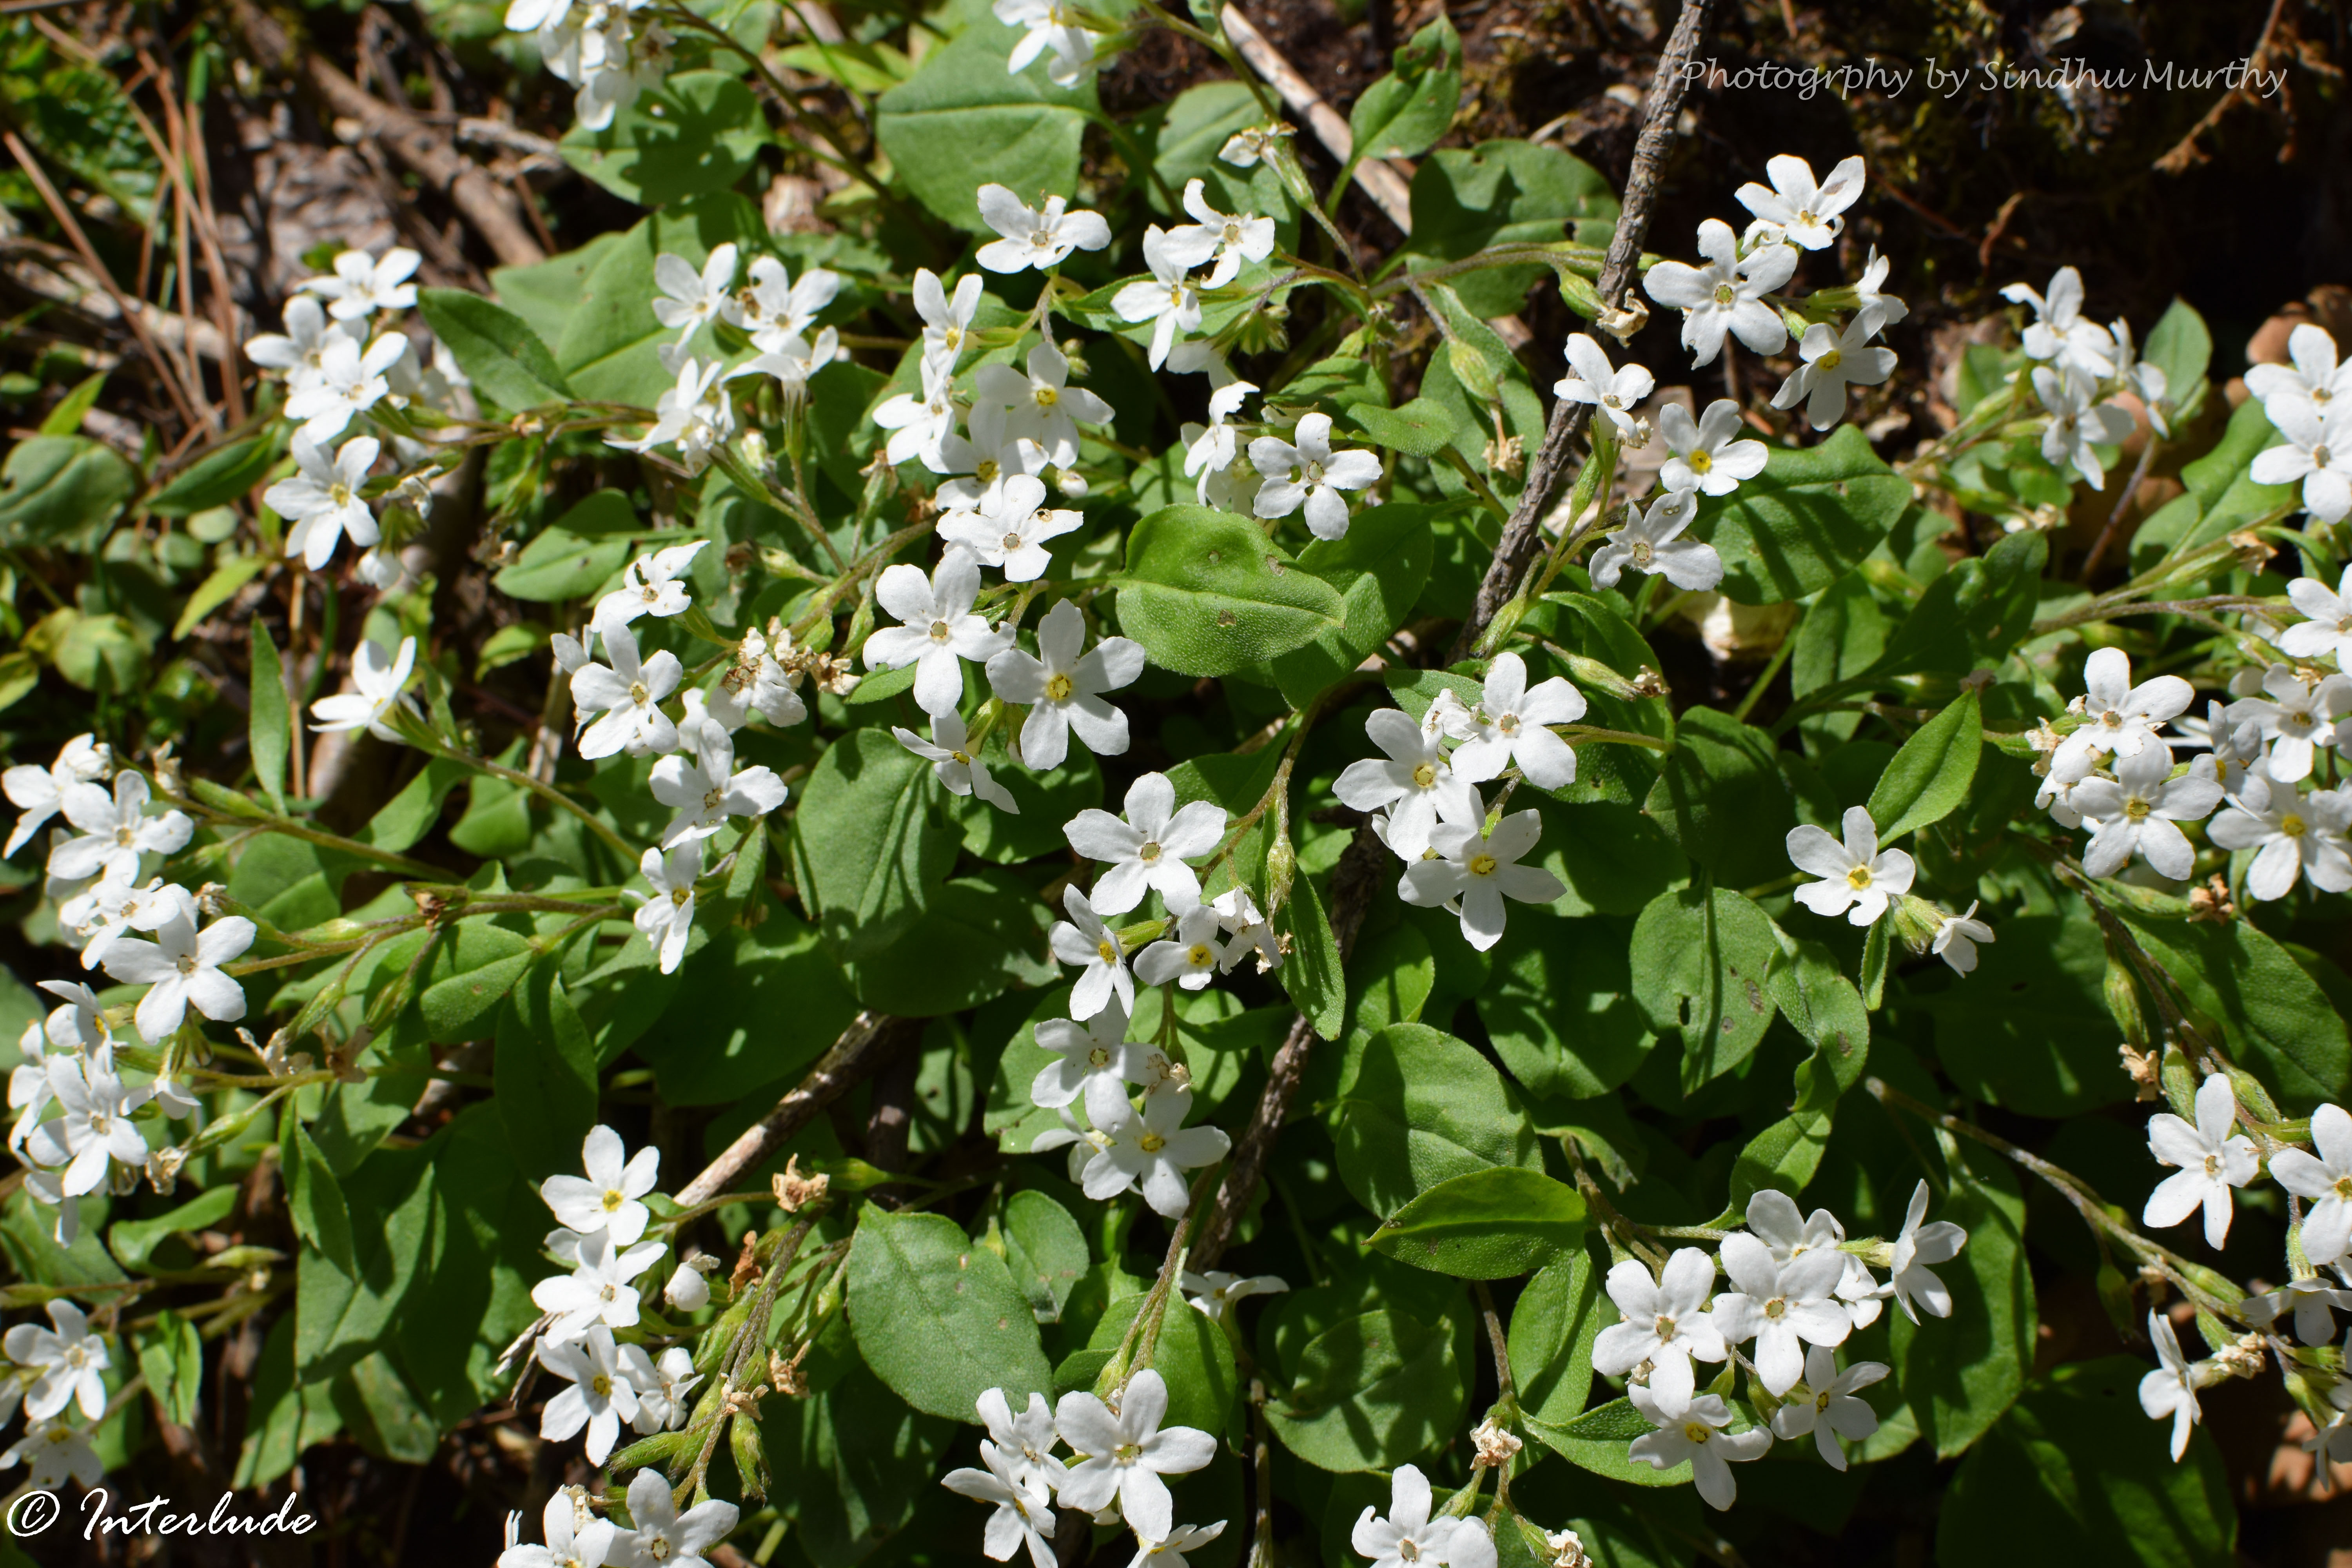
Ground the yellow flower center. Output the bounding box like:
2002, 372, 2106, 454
1139, 1132, 1166, 1154
1046, 673, 1074, 702
1683, 1421, 1711, 1443
1846, 865, 1873, 890
1035, 385, 1059, 408
1818, 348, 1843, 372
1412, 762, 1437, 789
1469, 853, 1498, 877
1138, 840, 1161, 862
1712, 282, 1737, 307
1688, 448, 1714, 474
603, 1189, 625, 1211
2283, 813, 2307, 838
929, 619, 952, 642
1189, 943, 1216, 966
2124, 797, 2151, 821
1002, 532, 1024, 553
629, 681, 650, 706
1096, 939, 1118, 964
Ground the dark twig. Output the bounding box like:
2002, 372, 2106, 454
672, 1013, 914, 1208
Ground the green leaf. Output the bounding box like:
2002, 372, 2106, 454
136, 1310, 204, 1427
558, 70, 767, 205
1368, 1166, 1587, 1279
1926, 903, 2123, 1116
282, 1119, 356, 1275
1866, 689, 1983, 843
354, 756, 470, 853
632, 904, 860, 1103
1507, 1248, 1603, 1426
1347, 14, 1462, 163
1628, 886, 1780, 1091
249, 621, 290, 814
1696, 426, 1911, 604
794, 726, 959, 961
416, 921, 537, 1044
38, 370, 106, 436
1477, 907, 1655, 1098
492, 232, 626, 349
492, 492, 645, 601
1270, 501, 1438, 709
415, 288, 573, 410
1348, 399, 1465, 458
493, 960, 600, 1183
1867, 530, 2046, 682
294, 1143, 437, 1380
0, 652, 37, 715
1115, 505, 1347, 677
1891, 1153, 2034, 1458
149, 430, 281, 517
0, 434, 134, 547
1276, 867, 1346, 1041
2141, 298, 2212, 419
1087, 1291, 1240, 1434
555, 194, 757, 406
109, 1185, 237, 1272
172, 552, 267, 639
1334, 1024, 1542, 1217
1401, 140, 1617, 319
760, 1365, 954, 1564
2118, 913, 2352, 1111
839, 869, 1058, 1017
1267, 1307, 1465, 1471
998, 1190, 1088, 1324
1525, 1397, 1692, 1487
875, 26, 1095, 232
845, 1207, 1053, 1422
1640, 706, 1793, 887
51, 611, 147, 693
944, 730, 1104, 863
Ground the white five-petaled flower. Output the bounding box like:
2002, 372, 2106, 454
1165, 179, 1274, 288
1336, 708, 1481, 860
4, 1300, 110, 1422
1886, 1181, 1967, 1323
1082, 1084, 1229, 1219
1710, 1232, 1853, 1396
1053, 1369, 1217, 1540
572, 622, 682, 759
1658, 399, 1768, 497
245, 294, 355, 391
912, 268, 984, 370
1113, 226, 1204, 371
48, 771, 192, 887
1031, 999, 1147, 1112
895, 709, 1020, 813
939, 473, 1082, 583
2283, 563, 2352, 667
2033, 365, 2134, 491
2056, 646, 2196, 775
594, 540, 708, 633
986, 598, 1142, 770
651, 243, 738, 345
1768, 1346, 1886, 1470
1445, 652, 1586, 790
498, 1489, 618, 1568
1592, 1247, 1730, 1414
1050, 885, 1135, 1019
1180, 1269, 1289, 1322
2270, 1103, 2352, 1267
2144, 1073, 2258, 1250
1642, 218, 1797, 367
2073, 748, 2224, 880
536, 1325, 650, 1466
1744, 1190, 1881, 1328
285, 331, 408, 443
0, 1414, 103, 1491
866, 547, 1018, 718
613, 1450, 739, 1566
632, 840, 701, 975
1627, 1387, 1771, 1510
2247, 323, 2352, 427
267, 431, 382, 570
1932, 901, 1996, 975
2110, 316, 2171, 436
1351, 1464, 1495, 1568
1771, 310, 1897, 430
2138, 1310, 2201, 1461
649, 737, 787, 848
2003, 266, 2117, 380
978, 1387, 1067, 1494
2239, 1276, 2352, 1346
1589, 487, 1723, 593
2208, 773, 2352, 901
1210, 887, 1280, 973
874, 354, 960, 471
1734, 153, 1865, 250
993, 0, 1097, 87
1401, 809, 1564, 952
942, 1438, 1057, 1568
541, 1124, 662, 1246
4, 734, 110, 858
1064, 771, 1227, 915
102, 910, 254, 1044
1181, 376, 1257, 500
1786, 806, 1915, 926
1249, 412, 1381, 540
1553, 332, 1655, 441
729, 254, 841, 351
26, 1046, 155, 1196
976, 343, 1115, 469
975, 185, 1112, 274
2228, 665, 2352, 782
309, 635, 423, 746
534, 1227, 667, 1344
1852, 245, 1909, 325
303, 246, 422, 321
1135, 902, 1227, 992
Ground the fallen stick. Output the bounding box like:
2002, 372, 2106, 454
1218, 3, 1415, 233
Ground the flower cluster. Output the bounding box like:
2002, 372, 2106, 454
504, 0, 673, 132
0, 1301, 112, 1492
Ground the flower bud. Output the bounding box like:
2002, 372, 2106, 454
729, 1412, 771, 1504
2103, 955, 2147, 1048
664, 1259, 710, 1312
2159, 1045, 2198, 1122
1264, 834, 1296, 913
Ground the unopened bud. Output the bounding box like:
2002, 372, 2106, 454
2104, 956, 2148, 1048
664, 1259, 711, 1312
1264, 835, 1296, 913
2159, 1046, 2198, 1122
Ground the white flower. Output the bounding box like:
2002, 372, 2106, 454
285, 331, 407, 443
1130, 1522, 1229, 1568
939, 472, 1082, 582
1932, 901, 1996, 975
311, 636, 422, 744
571, 17, 673, 135
0, 1414, 103, 1491
1165, 179, 1274, 287
1886, 1181, 1967, 1323
607, 354, 733, 474
2228, 666, 2352, 782
572, 622, 683, 759
1658, 399, 1768, 497
976, 343, 1115, 469
594, 540, 707, 633
1710, 1233, 1851, 1396
730, 329, 839, 400
2110, 317, 2171, 436
874, 355, 960, 471
1592, 1248, 1730, 1414
1336, 708, 1481, 860
2208, 773, 2352, 900
1050, 886, 1135, 1019
1064, 772, 1226, 916
629, 1345, 703, 1434
1742, 1190, 1879, 1328
2238, 1276, 2352, 1345
3, 734, 110, 858
1181, 376, 1257, 501
2003, 266, 2117, 380
4, 1300, 109, 1421
985, 598, 1142, 770
1768, 1346, 1886, 1469
1032, 999, 1148, 1112
1771, 312, 1897, 430
47, 771, 191, 886
533, 1227, 666, 1343
1082, 1084, 1229, 1219
266, 431, 381, 570
27, 1046, 155, 1195
662, 1261, 710, 1314
613, 1455, 738, 1566
978, 1387, 1068, 1494
1553, 332, 1655, 441
1402, 809, 1565, 952
2313, 1379, 2352, 1468
541, 1124, 662, 1246
498, 1490, 618, 1568
1852, 246, 1909, 325
1210, 887, 1280, 973
302, 247, 421, 321
649, 737, 787, 848
2073, 748, 2224, 879
717, 627, 809, 730
2138, 1310, 2201, 1461
2284, 564, 2352, 667
1249, 412, 1381, 540
1181, 1270, 1287, 1322
1217, 123, 1290, 167
1135, 903, 1225, 992
975, 185, 1112, 274
1446, 653, 1586, 789
1642, 218, 1797, 367
102, 911, 253, 1043
1733, 154, 1864, 251
2270, 1103, 2352, 1267
1054, 1369, 1217, 1539
537, 1325, 647, 1464
944, 1438, 1058, 1567
893, 710, 1019, 813
2246, 323, 2352, 427
1588, 488, 1722, 593
1627, 1387, 1771, 1510
651, 243, 738, 345
1786, 806, 1914, 926
729, 255, 841, 351
911, 268, 984, 370
2033, 365, 2134, 490
2144, 1073, 2258, 1249
245, 294, 353, 390
631, 840, 701, 975
1113, 226, 1204, 371
866, 548, 1011, 717
1351, 1464, 1494, 1568
2056, 647, 2195, 775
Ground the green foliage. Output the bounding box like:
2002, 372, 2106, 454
1115, 505, 1348, 677
846, 1207, 1054, 1421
